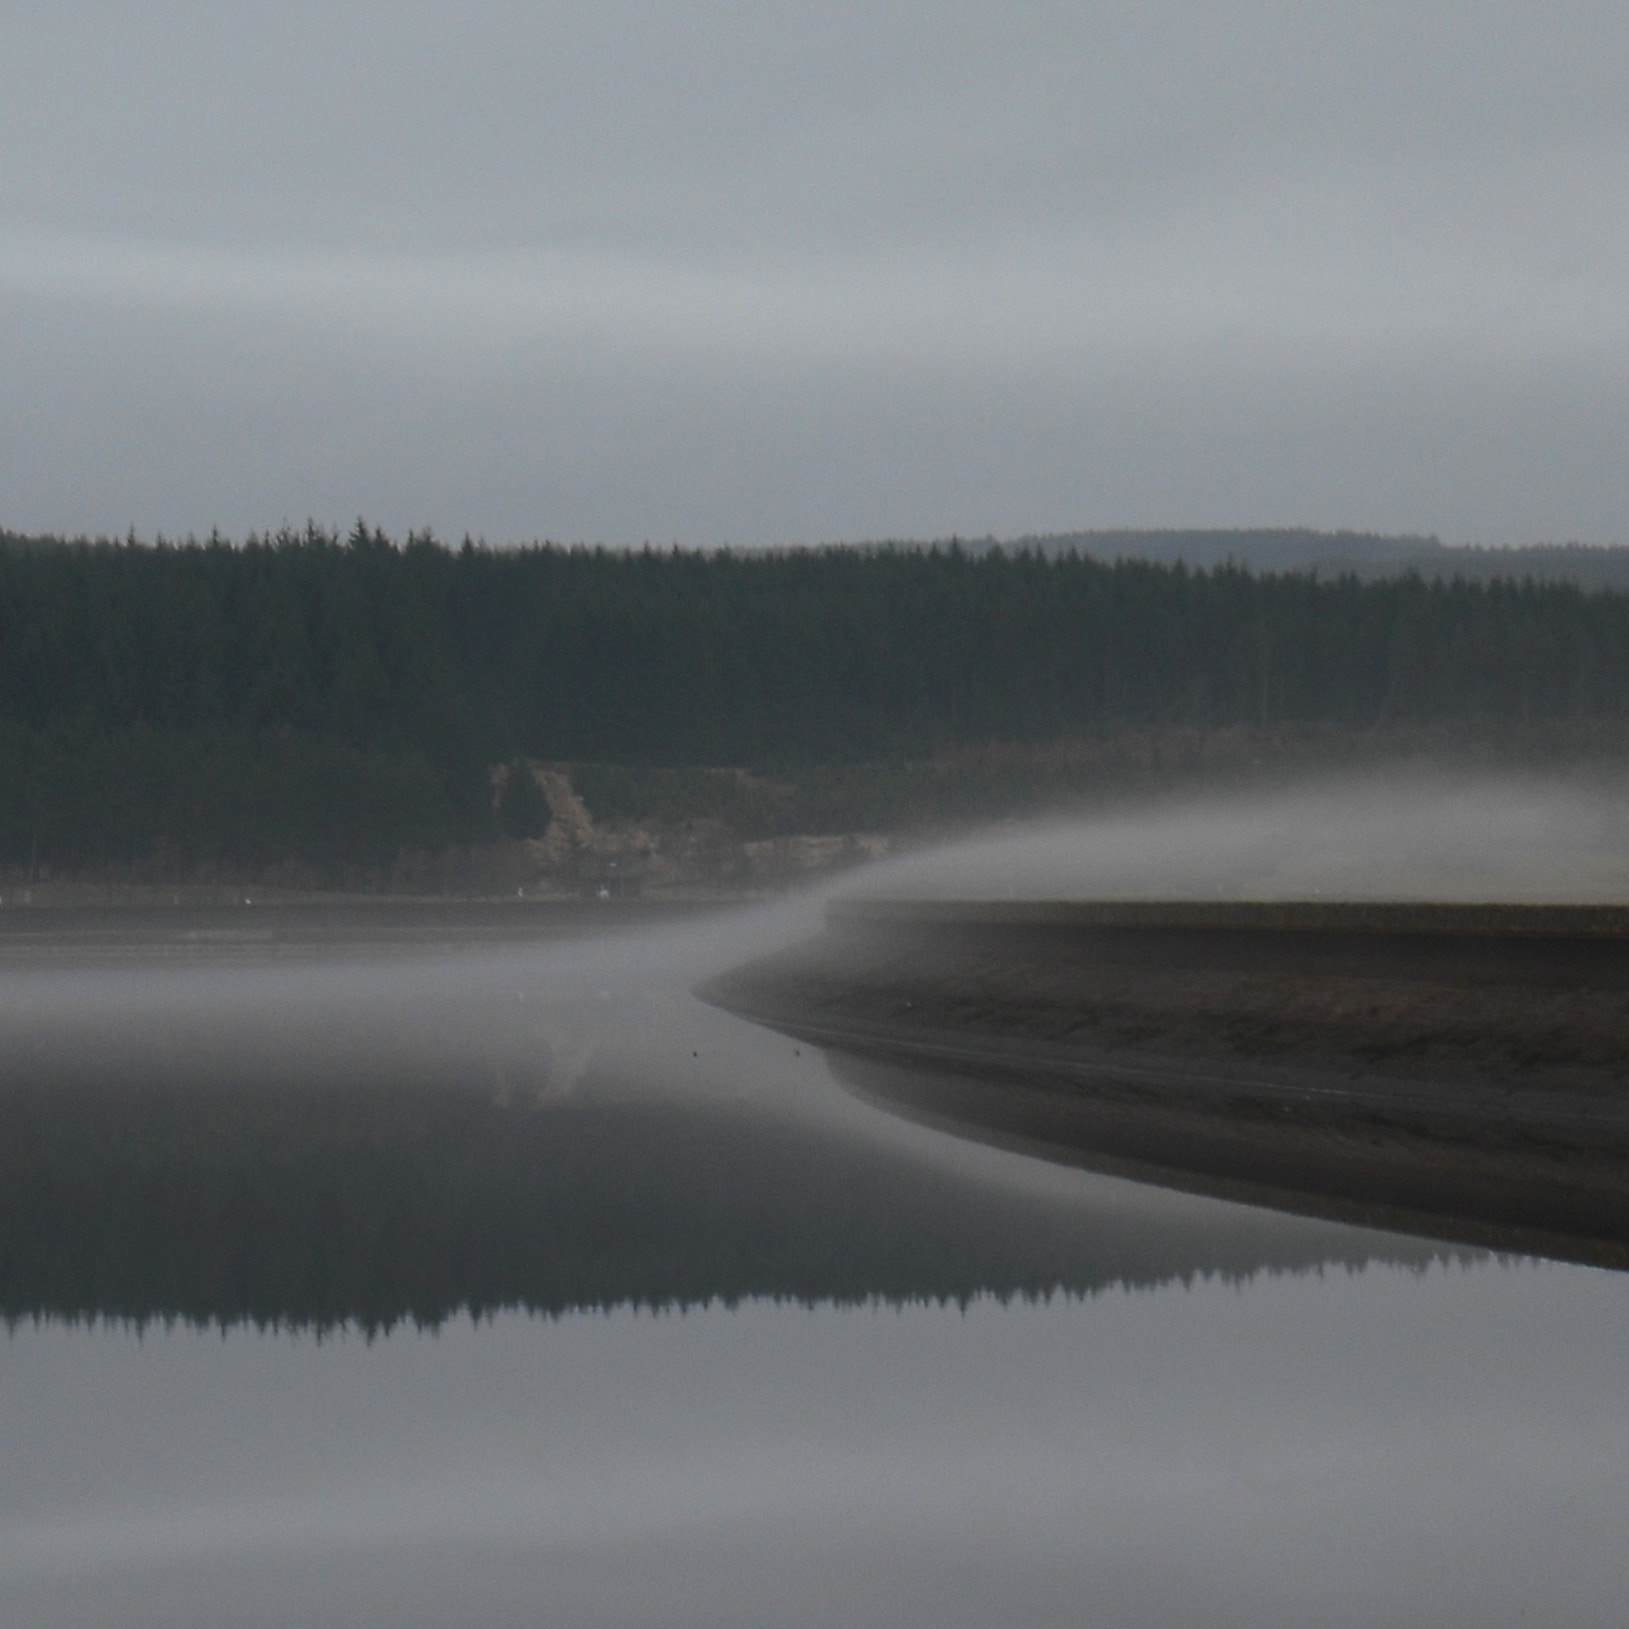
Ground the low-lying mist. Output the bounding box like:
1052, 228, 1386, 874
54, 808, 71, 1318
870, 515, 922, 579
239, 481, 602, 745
855, 769, 1629, 905
0, 895, 827, 1110
5, 769, 1627, 1111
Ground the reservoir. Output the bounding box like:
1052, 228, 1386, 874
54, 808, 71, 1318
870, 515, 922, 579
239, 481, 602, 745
0, 901, 1624, 1626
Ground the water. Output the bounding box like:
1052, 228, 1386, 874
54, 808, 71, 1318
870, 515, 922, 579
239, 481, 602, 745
3, 1261, 1625, 1626
0, 900, 1625, 1625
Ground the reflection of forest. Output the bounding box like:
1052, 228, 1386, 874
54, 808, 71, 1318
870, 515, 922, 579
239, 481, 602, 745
0, 1084, 1449, 1332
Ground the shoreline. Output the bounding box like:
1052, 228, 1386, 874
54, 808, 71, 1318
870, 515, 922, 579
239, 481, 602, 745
0, 894, 746, 970
701, 899, 1629, 1268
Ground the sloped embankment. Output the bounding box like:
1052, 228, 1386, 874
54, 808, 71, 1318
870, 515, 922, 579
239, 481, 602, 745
701, 899, 1629, 1268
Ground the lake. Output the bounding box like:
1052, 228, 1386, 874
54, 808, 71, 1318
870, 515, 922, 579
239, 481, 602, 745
0, 902, 1624, 1626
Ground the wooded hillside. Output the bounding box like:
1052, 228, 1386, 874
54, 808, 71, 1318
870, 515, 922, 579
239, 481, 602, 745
4, 525, 1628, 877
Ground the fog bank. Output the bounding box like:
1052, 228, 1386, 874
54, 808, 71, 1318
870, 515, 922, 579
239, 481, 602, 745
860, 772, 1629, 905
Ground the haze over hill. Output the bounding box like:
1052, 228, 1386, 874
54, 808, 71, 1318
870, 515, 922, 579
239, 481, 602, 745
17, 526, 1629, 589
928, 530, 1629, 590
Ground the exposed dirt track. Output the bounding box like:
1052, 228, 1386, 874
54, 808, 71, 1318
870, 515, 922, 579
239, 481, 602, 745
701, 900, 1629, 1268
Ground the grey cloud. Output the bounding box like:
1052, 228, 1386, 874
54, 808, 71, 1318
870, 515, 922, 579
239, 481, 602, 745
7, 5, 1623, 252
2, 4, 1626, 542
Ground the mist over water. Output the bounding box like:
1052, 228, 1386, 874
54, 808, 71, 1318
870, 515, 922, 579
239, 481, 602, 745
0, 894, 824, 1110
6, 770, 1628, 1134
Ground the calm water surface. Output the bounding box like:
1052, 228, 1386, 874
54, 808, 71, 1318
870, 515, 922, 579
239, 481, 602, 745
0, 905, 1624, 1626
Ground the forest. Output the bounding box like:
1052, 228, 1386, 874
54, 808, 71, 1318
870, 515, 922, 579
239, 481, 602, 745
4, 524, 1629, 878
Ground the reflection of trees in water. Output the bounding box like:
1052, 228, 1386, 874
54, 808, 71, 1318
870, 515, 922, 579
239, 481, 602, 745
0, 1083, 1452, 1334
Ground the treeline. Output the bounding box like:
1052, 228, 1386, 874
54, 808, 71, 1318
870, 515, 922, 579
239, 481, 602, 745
5, 523, 1629, 874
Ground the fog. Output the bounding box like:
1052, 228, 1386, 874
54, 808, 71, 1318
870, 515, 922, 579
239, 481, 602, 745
0, 894, 827, 1115
3, 771, 1625, 1109
861, 771, 1629, 905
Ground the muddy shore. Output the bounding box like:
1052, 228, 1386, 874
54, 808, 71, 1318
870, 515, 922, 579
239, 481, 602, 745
701, 899, 1629, 1268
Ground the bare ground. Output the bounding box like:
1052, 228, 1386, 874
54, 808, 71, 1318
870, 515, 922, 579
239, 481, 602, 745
701, 902, 1629, 1267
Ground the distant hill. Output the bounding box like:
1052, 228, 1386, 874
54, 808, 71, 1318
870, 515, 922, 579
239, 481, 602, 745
15, 525, 1629, 588
1000, 529, 1629, 589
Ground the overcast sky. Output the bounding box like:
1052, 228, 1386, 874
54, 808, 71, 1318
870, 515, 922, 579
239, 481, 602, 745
3, 4, 1626, 545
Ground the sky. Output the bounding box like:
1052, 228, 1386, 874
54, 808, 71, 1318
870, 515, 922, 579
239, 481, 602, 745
2, 3, 1626, 547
